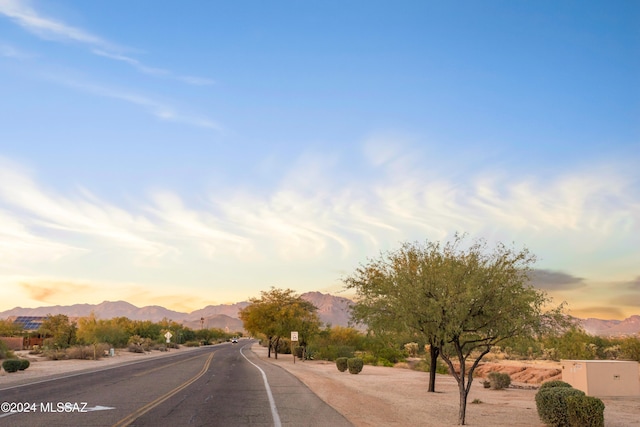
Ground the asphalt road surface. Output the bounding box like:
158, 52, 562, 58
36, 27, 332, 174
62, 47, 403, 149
0, 341, 352, 427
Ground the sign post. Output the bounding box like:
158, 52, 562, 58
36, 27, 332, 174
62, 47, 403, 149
164, 331, 172, 344
291, 331, 298, 363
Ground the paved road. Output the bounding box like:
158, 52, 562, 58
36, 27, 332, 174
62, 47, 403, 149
0, 341, 351, 427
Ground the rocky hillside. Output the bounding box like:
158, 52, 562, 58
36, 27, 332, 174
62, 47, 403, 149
0, 292, 354, 329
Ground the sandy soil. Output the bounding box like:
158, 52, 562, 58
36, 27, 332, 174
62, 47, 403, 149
2, 344, 639, 426
251, 345, 640, 427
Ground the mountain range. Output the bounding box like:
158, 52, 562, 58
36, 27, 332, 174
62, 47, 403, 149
1, 293, 638, 337
0, 292, 355, 333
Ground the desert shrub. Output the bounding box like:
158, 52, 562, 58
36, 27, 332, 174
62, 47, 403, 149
128, 335, 153, 353
275, 339, 291, 354
539, 380, 573, 390
374, 346, 405, 364
336, 357, 348, 372
411, 357, 449, 374
377, 358, 394, 367
43, 349, 67, 360
95, 343, 111, 356
310, 344, 355, 361
535, 386, 585, 427
66, 345, 98, 360
404, 342, 419, 357
128, 344, 144, 353
348, 357, 364, 374
488, 372, 511, 390
2, 359, 22, 373
361, 354, 377, 365
566, 394, 605, 427
18, 359, 30, 370
0, 341, 13, 359
184, 341, 200, 347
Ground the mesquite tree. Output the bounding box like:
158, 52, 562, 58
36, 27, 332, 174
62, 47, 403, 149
345, 235, 564, 425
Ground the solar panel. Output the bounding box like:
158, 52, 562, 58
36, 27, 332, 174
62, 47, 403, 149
12, 316, 46, 331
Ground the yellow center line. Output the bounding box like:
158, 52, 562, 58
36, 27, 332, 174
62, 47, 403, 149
112, 352, 215, 427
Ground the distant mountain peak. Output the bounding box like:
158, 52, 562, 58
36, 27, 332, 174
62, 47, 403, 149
2, 294, 636, 337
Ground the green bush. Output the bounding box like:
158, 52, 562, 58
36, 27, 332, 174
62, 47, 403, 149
348, 357, 364, 374
535, 386, 585, 427
184, 341, 200, 347
362, 354, 377, 365
488, 372, 511, 390
2, 359, 22, 373
308, 344, 355, 361
336, 357, 348, 372
566, 395, 605, 427
377, 357, 394, 367
0, 341, 13, 359
539, 380, 573, 390
18, 359, 30, 371
374, 346, 405, 364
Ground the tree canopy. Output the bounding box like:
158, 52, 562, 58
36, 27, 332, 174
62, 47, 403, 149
344, 235, 564, 425
239, 287, 321, 359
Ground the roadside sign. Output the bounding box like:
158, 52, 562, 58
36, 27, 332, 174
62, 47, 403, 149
291, 331, 298, 342
165, 331, 173, 343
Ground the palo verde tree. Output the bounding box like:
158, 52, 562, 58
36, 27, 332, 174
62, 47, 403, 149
345, 235, 564, 425
239, 287, 320, 359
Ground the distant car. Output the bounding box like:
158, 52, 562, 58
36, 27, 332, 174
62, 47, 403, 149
231, 338, 238, 344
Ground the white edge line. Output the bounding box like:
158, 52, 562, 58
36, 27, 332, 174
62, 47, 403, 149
240, 344, 282, 427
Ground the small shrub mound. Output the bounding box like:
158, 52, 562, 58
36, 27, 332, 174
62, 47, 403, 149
487, 372, 511, 390
535, 386, 585, 427
348, 357, 364, 374
539, 380, 573, 390
336, 357, 348, 372
566, 394, 605, 427
2, 359, 22, 373
19, 359, 30, 371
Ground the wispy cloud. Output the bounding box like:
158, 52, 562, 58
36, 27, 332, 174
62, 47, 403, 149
0, 158, 172, 259
40, 71, 220, 129
0, 142, 638, 293
92, 49, 215, 85
0, 0, 213, 85
0, 0, 115, 49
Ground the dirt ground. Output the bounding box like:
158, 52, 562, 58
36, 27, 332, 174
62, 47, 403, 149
251, 345, 640, 427
2, 344, 639, 426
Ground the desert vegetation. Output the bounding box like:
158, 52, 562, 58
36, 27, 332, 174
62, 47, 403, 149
240, 236, 639, 426
1, 313, 242, 362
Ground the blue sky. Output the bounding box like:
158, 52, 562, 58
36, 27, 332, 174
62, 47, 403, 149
1, 0, 638, 319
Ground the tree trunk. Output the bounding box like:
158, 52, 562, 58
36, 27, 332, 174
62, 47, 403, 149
267, 337, 272, 358
458, 385, 468, 425
428, 345, 439, 392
